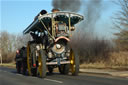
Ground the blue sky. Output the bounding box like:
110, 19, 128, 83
1, 0, 53, 34
1, 0, 120, 38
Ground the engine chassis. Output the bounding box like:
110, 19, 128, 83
21, 11, 84, 77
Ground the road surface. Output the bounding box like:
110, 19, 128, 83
0, 67, 128, 85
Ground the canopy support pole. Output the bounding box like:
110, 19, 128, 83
40, 20, 55, 40
69, 14, 72, 36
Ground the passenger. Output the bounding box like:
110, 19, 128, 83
34, 9, 47, 20
39, 10, 47, 15
15, 49, 22, 73
15, 49, 20, 61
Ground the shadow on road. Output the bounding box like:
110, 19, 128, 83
0, 66, 75, 78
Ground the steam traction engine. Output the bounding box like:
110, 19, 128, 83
22, 10, 84, 78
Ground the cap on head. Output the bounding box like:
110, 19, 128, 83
52, 8, 60, 13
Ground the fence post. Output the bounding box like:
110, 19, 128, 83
0, 53, 2, 65
0, 49, 2, 65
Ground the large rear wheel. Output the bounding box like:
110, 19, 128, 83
70, 49, 79, 76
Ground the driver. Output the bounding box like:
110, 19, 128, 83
51, 8, 60, 13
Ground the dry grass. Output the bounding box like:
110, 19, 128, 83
108, 51, 128, 66
0, 63, 16, 68
80, 51, 128, 70
80, 62, 106, 69
2, 52, 15, 63
80, 62, 128, 70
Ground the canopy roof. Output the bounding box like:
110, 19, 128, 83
23, 12, 84, 34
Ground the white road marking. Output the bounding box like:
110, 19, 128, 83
44, 78, 63, 83
15, 74, 23, 76
0, 69, 63, 83
1, 70, 8, 73
0, 70, 6, 72
0, 69, 20, 75
3, 71, 7, 72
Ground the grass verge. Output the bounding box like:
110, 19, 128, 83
80, 63, 128, 71
0, 63, 16, 68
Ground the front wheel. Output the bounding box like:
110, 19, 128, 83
48, 66, 53, 74
31, 68, 37, 76
58, 64, 70, 75
38, 50, 46, 78
70, 49, 79, 76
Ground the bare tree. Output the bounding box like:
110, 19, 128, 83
0, 31, 31, 63
14, 34, 31, 50
113, 0, 128, 30
113, 0, 128, 51
0, 31, 10, 55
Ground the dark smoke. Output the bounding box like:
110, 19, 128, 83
52, 0, 81, 12
52, 0, 103, 33
52, 0, 110, 63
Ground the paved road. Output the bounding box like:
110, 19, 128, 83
0, 67, 128, 85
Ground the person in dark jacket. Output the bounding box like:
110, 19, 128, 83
15, 49, 22, 73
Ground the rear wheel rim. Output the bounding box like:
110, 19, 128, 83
70, 49, 75, 74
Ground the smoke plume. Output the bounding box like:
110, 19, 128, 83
83, 0, 103, 33
52, 0, 81, 12
52, 0, 103, 34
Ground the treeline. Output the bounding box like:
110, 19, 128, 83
71, 0, 128, 66
1, 29, 127, 66
0, 30, 113, 64
70, 30, 128, 66
70, 33, 113, 64
0, 0, 128, 66
0, 31, 31, 63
